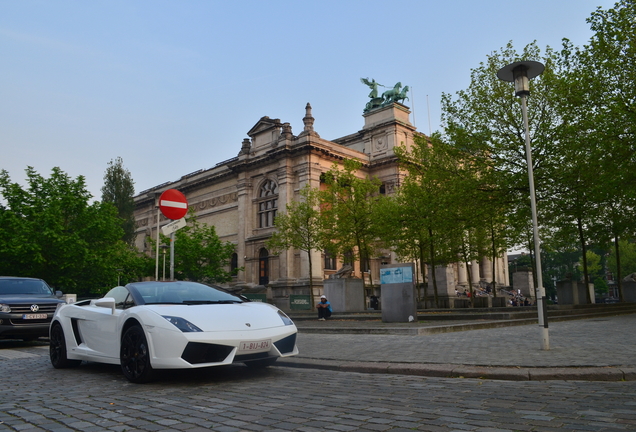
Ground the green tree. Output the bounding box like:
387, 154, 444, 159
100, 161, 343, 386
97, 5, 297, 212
440, 40, 607, 303
267, 184, 324, 306
162, 212, 237, 283
101, 157, 136, 245
392, 132, 510, 306
607, 239, 636, 282
558, 0, 636, 301
319, 159, 382, 290
0, 167, 134, 292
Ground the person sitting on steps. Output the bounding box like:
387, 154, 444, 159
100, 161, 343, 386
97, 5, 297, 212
317, 295, 332, 320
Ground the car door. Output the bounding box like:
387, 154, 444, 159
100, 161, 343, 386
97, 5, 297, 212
73, 287, 131, 361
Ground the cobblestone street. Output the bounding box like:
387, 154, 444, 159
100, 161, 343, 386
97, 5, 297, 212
1, 344, 635, 432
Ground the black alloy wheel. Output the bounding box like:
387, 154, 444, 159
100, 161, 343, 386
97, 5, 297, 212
120, 325, 154, 383
49, 323, 81, 368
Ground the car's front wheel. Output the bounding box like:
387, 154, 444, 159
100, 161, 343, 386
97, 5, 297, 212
49, 323, 81, 368
120, 325, 154, 383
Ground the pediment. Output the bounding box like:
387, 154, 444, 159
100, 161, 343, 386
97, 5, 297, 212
247, 116, 282, 137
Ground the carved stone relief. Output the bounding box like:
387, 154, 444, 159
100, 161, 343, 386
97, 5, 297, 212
193, 192, 238, 210
375, 136, 387, 151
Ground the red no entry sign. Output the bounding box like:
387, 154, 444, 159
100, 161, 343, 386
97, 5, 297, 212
159, 189, 188, 220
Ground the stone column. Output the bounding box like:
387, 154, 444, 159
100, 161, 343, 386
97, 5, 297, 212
481, 257, 493, 283
470, 260, 480, 285
498, 256, 509, 288
276, 165, 295, 281
457, 261, 468, 286
236, 175, 251, 285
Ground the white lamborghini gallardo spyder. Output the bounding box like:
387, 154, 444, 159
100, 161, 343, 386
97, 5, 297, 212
49, 281, 298, 383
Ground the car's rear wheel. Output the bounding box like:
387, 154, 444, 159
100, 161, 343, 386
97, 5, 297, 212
120, 325, 154, 383
244, 357, 277, 369
49, 323, 81, 368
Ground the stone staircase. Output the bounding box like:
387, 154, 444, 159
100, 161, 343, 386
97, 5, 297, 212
289, 302, 636, 335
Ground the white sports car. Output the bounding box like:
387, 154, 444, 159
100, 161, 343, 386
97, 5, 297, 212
49, 281, 298, 383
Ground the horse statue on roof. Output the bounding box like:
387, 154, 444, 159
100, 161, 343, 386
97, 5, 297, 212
381, 82, 410, 105
361, 78, 411, 112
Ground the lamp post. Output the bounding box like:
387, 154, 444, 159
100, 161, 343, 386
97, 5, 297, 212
497, 60, 549, 350
160, 245, 169, 281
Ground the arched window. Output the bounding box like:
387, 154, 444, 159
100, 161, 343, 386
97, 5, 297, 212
258, 179, 278, 228
343, 249, 354, 266
324, 250, 336, 270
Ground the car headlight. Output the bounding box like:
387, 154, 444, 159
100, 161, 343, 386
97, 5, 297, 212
0, 304, 10, 313
278, 310, 294, 326
162, 316, 203, 332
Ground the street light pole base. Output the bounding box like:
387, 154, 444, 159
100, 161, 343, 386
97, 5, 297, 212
540, 326, 550, 350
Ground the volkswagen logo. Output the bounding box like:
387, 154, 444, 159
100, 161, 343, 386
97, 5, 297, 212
30, 305, 39, 312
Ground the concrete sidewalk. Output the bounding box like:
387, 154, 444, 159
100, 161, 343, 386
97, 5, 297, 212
277, 312, 636, 381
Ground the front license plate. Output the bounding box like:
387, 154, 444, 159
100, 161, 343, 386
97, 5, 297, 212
238, 339, 271, 352
23, 314, 47, 319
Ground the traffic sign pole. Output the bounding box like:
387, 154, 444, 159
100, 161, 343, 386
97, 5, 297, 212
157, 189, 188, 282
155, 207, 160, 281
170, 233, 175, 281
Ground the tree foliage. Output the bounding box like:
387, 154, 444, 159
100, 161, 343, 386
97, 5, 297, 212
267, 185, 324, 302
0, 167, 147, 293
318, 159, 383, 288
101, 157, 136, 245
438, 4, 636, 302
162, 212, 237, 284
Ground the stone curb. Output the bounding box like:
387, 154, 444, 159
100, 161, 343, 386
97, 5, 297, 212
276, 357, 636, 382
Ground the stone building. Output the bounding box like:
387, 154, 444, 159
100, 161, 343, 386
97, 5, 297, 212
133, 101, 508, 309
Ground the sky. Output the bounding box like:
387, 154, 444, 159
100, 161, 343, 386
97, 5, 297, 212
1, 0, 616, 201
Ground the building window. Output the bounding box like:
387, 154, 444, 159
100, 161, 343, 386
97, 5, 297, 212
324, 250, 336, 270
360, 252, 370, 273
258, 180, 278, 228
259, 248, 269, 285
230, 253, 238, 275
343, 249, 354, 266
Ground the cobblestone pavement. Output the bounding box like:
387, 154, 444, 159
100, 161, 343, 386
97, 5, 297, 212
0, 345, 635, 432
292, 314, 636, 368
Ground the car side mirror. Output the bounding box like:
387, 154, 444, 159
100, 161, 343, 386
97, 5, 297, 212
92, 298, 116, 314
55, 290, 63, 297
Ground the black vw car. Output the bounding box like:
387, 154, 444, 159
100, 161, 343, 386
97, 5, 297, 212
0, 277, 66, 341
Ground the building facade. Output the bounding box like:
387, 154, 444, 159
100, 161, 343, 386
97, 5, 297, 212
133, 102, 508, 309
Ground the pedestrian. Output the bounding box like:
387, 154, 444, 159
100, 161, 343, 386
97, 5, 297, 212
317, 295, 332, 320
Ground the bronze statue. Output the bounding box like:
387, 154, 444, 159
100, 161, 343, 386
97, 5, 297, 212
361, 78, 410, 112
360, 77, 383, 99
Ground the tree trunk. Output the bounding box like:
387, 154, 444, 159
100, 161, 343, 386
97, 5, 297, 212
577, 217, 592, 304
491, 226, 497, 298
418, 242, 429, 309
461, 238, 474, 308
614, 235, 624, 302
428, 228, 439, 308
307, 249, 315, 310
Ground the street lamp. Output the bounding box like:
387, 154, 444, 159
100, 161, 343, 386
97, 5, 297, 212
497, 60, 549, 351
116, 268, 123, 286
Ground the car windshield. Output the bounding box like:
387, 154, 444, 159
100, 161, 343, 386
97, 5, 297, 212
0, 279, 54, 295
129, 281, 244, 305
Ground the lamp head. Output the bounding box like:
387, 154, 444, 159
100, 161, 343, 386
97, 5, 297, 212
497, 61, 544, 97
